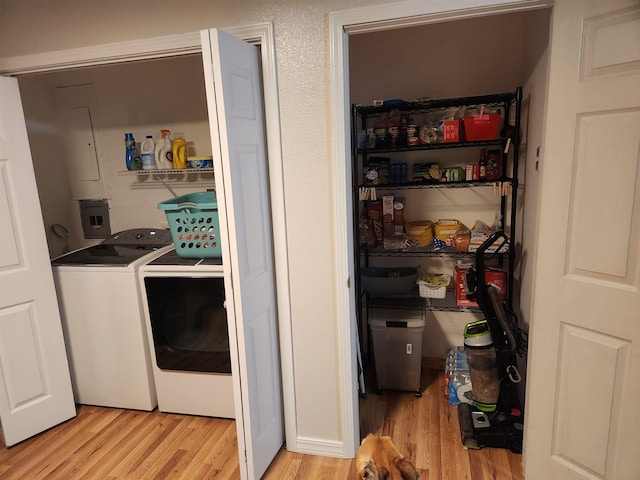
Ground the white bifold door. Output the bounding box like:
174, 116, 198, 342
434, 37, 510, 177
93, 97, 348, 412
0, 77, 76, 447
201, 28, 284, 480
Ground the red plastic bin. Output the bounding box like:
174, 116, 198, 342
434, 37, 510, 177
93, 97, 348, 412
462, 114, 502, 141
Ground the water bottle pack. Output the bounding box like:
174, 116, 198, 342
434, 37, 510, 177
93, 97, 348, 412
444, 347, 473, 406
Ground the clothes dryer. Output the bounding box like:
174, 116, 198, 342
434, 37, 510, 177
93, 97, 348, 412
138, 250, 234, 418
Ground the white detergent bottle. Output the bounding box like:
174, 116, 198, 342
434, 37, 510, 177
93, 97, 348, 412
155, 129, 173, 169
141, 135, 157, 170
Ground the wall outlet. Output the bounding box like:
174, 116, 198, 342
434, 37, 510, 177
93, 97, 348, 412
406, 343, 412, 355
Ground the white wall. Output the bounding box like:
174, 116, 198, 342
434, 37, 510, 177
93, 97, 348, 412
349, 13, 527, 103
20, 55, 215, 256
18, 75, 76, 257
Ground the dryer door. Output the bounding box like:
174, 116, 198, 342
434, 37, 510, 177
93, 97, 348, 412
144, 276, 231, 374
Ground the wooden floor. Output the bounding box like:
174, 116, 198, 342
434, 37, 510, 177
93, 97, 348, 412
0, 367, 523, 479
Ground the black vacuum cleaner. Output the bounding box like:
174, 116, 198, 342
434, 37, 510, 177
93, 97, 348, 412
457, 231, 528, 454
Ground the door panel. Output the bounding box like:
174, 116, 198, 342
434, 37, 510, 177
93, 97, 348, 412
524, 1, 640, 479
201, 29, 283, 480
0, 77, 76, 447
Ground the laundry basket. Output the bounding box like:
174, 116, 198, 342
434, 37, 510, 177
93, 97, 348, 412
158, 191, 222, 258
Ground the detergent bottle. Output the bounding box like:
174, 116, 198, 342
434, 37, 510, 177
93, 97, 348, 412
155, 129, 173, 169
124, 133, 141, 170
172, 133, 188, 169
140, 135, 157, 170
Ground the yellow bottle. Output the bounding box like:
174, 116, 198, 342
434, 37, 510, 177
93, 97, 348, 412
172, 134, 187, 169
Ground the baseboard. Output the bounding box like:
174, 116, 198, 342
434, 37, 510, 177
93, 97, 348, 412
292, 436, 351, 458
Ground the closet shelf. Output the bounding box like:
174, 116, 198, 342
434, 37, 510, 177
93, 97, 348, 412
364, 246, 508, 258
356, 138, 505, 154
366, 290, 482, 313
118, 168, 214, 176
359, 179, 512, 190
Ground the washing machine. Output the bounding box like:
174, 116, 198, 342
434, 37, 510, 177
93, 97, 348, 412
51, 228, 173, 410
138, 249, 235, 418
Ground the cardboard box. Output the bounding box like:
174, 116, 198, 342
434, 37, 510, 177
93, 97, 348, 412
468, 231, 510, 253
434, 219, 462, 241
454, 264, 507, 307
443, 120, 460, 142
393, 198, 405, 235
367, 201, 383, 244
382, 195, 394, 237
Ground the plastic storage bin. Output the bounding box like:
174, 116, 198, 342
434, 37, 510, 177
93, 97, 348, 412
360, 266, 418, 296
158, 191, 221, 258
417, 273, 451, 299
462, 114, 502, 140
369, 315, 425, 393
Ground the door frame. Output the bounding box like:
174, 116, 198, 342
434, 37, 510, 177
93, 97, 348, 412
328, 0, 553, 457
0, 22, 298, 452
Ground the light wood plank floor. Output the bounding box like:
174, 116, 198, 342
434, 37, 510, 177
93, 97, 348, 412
0, 367, 523, 479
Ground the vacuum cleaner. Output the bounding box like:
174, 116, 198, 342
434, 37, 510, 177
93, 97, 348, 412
457, 231, 528, 454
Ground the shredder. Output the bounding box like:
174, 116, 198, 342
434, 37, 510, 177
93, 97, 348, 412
369, 316, 425, 397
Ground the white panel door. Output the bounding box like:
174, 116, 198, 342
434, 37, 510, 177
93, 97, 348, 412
200, 29, 283, 480
525, 1, 640, 479
0, 77, 76, 446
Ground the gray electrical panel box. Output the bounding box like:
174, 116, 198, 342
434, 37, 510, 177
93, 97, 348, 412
79, 199, 111, 239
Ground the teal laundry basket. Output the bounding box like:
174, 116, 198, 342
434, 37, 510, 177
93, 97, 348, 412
158, 191, 222, 258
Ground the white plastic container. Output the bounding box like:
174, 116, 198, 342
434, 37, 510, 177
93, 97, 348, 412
155, 129, 173, 169
140, 135, 157, 170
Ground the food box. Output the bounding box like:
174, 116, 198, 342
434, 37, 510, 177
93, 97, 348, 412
443, 120, 460, 143
462, 113, 502, 141
434, 219, 462, 241
454, 263, 507, 307
468, 231, 510, 253
383, 195, 394, 237
367, 201, 383, 244
405, 221, 433, 246
444, 167, 464, 182
393, 198, 405, 235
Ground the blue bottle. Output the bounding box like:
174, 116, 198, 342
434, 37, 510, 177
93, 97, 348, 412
125, 133, 141, 170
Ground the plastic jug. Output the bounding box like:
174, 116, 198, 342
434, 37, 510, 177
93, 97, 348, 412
140, 135, 157, 170
172, 134, 188, 169
155, 129, 173, 169
125, 133, 141, 170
